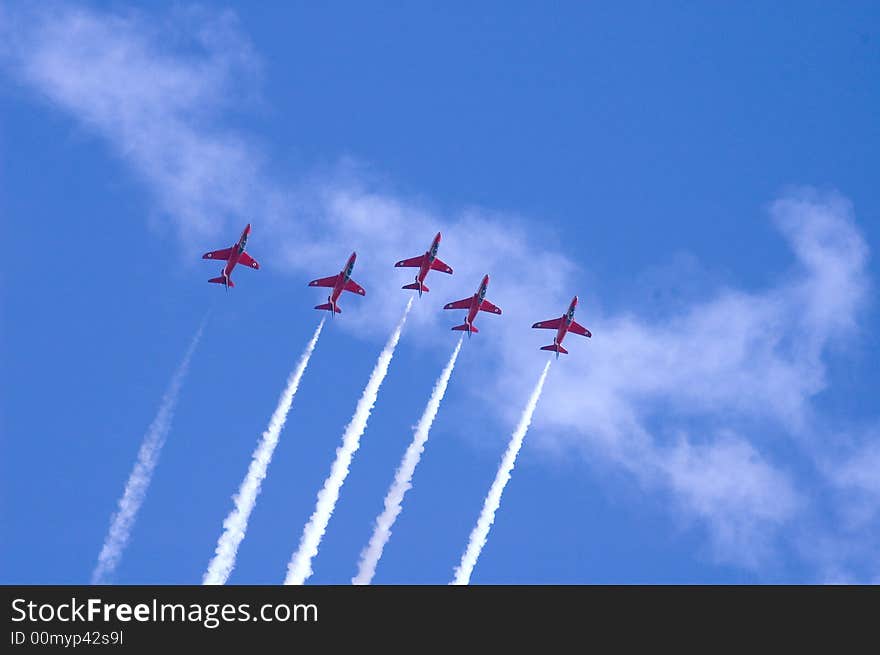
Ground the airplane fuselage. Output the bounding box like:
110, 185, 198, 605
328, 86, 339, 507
464, 275, 490, 331
554, 296, 578, 346
329, 252, 357, 309
416, 233, 442, 286
222, 226, 249, 279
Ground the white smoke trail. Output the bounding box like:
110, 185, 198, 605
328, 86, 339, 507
284, 298, 413, 585
203, 319, 325, 585
91, 319, 206, 584
353, 336, 463, 585
451, 360, 552, 585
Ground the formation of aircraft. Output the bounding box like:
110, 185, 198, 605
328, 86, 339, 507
201, 223, 260, 290
203, 226, 592, 354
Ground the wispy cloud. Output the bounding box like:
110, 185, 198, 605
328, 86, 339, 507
522, 190, 869, 568
658, 435, 801, 567
0, 4, 266, 249
4, 5, 876, 578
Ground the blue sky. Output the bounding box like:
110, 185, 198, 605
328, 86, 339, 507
1, 1, 879, 584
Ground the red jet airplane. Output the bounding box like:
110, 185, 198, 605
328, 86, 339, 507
443, 274, 502, 336
308, 252, 365, 316
532, 295, 592, 357
394, 232, 453, 296
202, 223, 260, 290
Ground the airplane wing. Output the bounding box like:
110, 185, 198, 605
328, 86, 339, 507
308, 274, 340, 288
479, 299, 502, 315
430, 257, 453, 274
203, 247, 233, 261
443, 297, 473, 310
532, 317, 563, 330
343, 278, 366, 296
569, 320, 592, 338
238, 252, 260, 269
395, 255, 426, 268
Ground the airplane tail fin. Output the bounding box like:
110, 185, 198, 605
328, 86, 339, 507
402, 282, 429, 293
209, 276, 234, 288
452, 324, 478, 333
541, 343, 568, 355
315, 303, 342, 313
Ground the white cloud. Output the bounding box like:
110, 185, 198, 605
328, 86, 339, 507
3, 4, 875, 576
818, 427, 880, 533
658, 434, 801, 567
834, 440, 880, 499
1, 4, 266, 249
515, 189, 869, 566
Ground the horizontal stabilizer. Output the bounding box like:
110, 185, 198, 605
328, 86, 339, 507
452, 324, 478, 333
209, 276, 234, 287
315, 303, 341, 313
402, 282, 429, 292
541, 344, 568, 354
